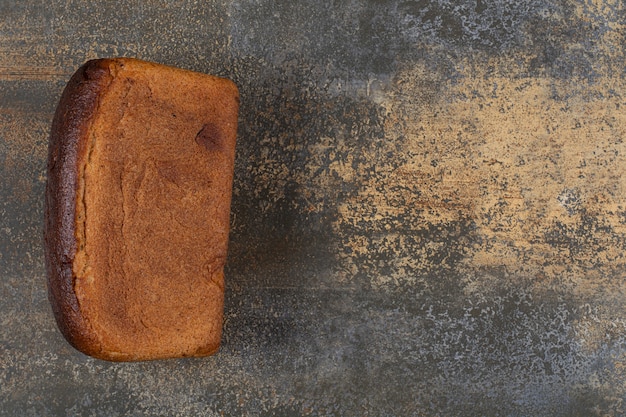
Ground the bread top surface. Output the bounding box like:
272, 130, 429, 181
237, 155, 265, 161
45, 58, 239, 361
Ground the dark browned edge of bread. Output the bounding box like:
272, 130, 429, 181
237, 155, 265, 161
45, 60, 114, 359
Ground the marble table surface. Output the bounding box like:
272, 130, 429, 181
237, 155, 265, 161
2, 1, 626, 415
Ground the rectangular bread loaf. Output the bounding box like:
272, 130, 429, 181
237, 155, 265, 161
44, 58, 239, 361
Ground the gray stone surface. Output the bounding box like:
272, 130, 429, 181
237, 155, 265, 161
2, 0, 626, 415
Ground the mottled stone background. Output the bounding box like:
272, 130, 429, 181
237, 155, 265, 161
2, 0, 626, 415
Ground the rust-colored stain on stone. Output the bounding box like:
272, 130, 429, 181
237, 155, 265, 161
337, 68, 626, 287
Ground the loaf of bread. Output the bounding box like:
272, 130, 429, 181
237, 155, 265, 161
44, 58, 239, 361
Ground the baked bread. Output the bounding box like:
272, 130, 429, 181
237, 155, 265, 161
44, 58, 239, 361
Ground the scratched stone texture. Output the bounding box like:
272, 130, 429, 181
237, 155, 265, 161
2, 0, 626, 416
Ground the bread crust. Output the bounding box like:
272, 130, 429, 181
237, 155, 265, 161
45, 60, 113, 357
44, 58, 239, 361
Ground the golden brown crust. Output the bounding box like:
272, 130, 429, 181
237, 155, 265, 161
44, 58, 239, 361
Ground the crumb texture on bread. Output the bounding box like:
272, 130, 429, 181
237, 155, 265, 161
45, 58, 239, 361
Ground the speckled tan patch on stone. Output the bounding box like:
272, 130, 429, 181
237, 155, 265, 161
333, 59, 626, 301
